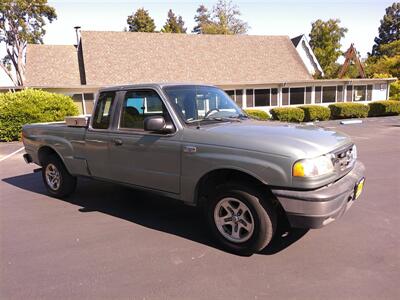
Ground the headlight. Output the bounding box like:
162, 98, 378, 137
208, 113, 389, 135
293, 155, 334, 177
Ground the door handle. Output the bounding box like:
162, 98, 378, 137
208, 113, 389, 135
113, 138, 123, 146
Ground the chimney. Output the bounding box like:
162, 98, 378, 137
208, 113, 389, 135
74, 26, 81, 48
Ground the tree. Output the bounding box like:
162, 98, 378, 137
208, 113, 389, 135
0, 0, 56, 86
371, 2, 400, 56
309, 19, 348, 78
193, 4, 211, 34
127, 8, 156, 32
161, 9, 186, 33
193, 1, 249, 35
366, 40, 400, 78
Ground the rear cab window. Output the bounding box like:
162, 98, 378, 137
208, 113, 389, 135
92, 92, 115, 129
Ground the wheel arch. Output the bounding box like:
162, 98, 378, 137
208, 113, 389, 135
195, 168, 274, 206
38, 146, 68, 170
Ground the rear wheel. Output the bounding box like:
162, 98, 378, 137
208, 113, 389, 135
42, 155, 77, 198
205, 183, 277, 255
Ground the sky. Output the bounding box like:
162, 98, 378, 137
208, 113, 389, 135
0, 0, 395, 86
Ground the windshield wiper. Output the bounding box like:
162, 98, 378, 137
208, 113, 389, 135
205, 116, 242, 122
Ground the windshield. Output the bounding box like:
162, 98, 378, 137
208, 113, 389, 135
163, 85, 244, 123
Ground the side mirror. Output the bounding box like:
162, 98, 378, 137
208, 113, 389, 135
144, 116, 171, 133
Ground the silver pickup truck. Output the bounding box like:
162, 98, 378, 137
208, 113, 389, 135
22, 84, 365, 254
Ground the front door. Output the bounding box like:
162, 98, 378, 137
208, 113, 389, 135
108, 89, 181, 194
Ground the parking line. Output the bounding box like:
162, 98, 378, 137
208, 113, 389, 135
0, 147, 25, 162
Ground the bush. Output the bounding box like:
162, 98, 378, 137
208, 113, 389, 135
0, 89, 78, 141
270, 107, 304, 122
389, 80, 400, 100
368, 100, 400, 117
328, 103, 369, 119
244, 109, 270, 120
299, 105, 331, 122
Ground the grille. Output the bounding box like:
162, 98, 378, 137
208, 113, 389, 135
331, 144, 357, 173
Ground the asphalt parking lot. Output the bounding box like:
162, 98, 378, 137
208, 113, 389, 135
1, 117, 399, 299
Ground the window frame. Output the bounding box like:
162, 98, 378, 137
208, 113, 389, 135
246, 88, 279, 108
288, 87, 306, 106
322, 86, 337, 103
353, 85, 367, 101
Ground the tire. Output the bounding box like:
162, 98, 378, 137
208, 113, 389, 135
205, 183, 277, 255
41, 154, 77, 198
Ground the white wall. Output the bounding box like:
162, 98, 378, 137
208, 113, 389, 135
296, 44, 318, 76
372, 83, 388, 101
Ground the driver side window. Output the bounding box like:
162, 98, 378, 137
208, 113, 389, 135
120, 90, 169, 130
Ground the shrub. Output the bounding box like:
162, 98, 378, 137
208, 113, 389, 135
389, 80, 400, 100
270, 107, 304, 122
328, 103, 369, 119
0, 89, 78, 142
299, 105, 331, 122
368, 100, 400, 117
244, 109, 270, 120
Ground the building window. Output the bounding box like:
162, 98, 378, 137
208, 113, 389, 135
282, 88, 289, 105
337, 86, 344, 102
353, 85, 366, 101
254, 89, 270, 107
289, 87, 305, 105
315, 86, 322, 103
346, 86, 353, 102
322, 86, 336, 103
235, 89, 243, 107
83, 93, 95, 115
271, 88, 278, 106
225, 90, 235, 101
305, 87, 312, 104
246, 89, 254, 107
72, 94, 84, 115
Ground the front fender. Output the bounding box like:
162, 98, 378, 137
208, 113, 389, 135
179, 145, 292, 204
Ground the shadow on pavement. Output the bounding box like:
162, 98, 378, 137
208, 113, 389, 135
2, 172, 308, 256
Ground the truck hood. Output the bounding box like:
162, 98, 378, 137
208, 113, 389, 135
183, 120, 352, 158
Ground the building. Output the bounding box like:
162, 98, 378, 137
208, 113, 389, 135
23, 31, 395, 115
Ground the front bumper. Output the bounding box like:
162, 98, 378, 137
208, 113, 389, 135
272, 161, 365, 229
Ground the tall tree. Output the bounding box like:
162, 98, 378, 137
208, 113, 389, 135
211, 0, 249, 34
161, 9, 186, 33
193, 4, 211, 34
371, 2, 400, 56
127, 8, 156, 32
0, 0, 57, 86
193, 1, 249, 35
309, 19, 348, 78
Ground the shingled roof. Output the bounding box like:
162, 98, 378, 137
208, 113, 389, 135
25, 31, 313, 87
25, 45, 81, 87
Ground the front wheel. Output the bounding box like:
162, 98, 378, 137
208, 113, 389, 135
205, 183, 277, 255
42, 155, 77, 198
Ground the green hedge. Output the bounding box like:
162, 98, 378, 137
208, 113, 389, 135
328, 103, 369, 119
368, 100, 400, 117
244, 109, 270, 120
0, 89, 78, 142
299, 105, 331, 122
270, 107, 304, 122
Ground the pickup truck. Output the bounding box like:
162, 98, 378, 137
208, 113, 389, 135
22, 83, 365, 255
